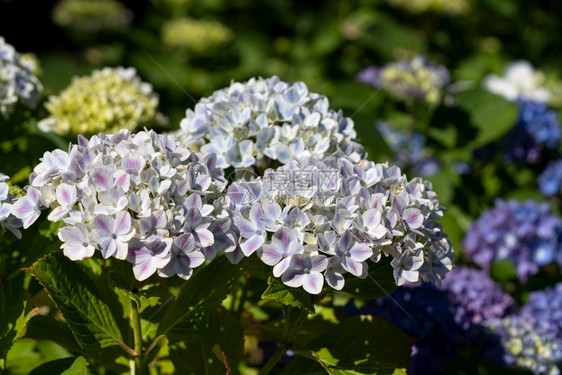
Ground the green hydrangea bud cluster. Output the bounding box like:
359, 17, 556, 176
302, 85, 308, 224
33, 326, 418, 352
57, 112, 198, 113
52, 0, 133, 33
38, 67, 160, 137
161, 18, 234, 53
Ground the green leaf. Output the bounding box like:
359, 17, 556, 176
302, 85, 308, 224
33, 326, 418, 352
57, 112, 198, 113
341, 257, 397, 299
454, 89, 518, 148
491, 258, 518, 283
169, 309, 244, 375
29, 356, 88, 375
157, 256, 242, 339
296, 316, 412, 375
5, 339, 71, 374
25, 315, 129, 373
261, 276, 315, 314
27, 253, 125, 351
25, 315, 81, 353
0, 274, 36, 359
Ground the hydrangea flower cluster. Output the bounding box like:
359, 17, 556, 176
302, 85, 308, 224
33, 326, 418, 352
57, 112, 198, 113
489, 316, 561, 375
386, 0, 470, 15
440, 267, 515, 328
0, 37, 43, 119
539, 160, 562, 196
0, 173, 23, 239
483, 61, 551, 103
173, 76, 364, 169
357, 56, 450, 104
349, 267, 512, 374
161, 18, 234, 53
38, 67, 160, 137
506, 100, 561, 164
520, 283, 562, 347
11, 130, 231, 281
52, 0, 133, 33
463, 199, 562, 283
376, 121, 440, 177
226, 156, 454, 294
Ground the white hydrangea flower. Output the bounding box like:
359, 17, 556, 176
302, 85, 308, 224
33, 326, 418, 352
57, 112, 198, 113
227, 156, 455, 294
0, 37, 43, 118
0, 173, 23, 238
11, 130, 232, 281
483, 61, 551, 103
172, 76, 364, 169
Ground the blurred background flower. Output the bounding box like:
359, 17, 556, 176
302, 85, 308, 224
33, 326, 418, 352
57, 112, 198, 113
463, 199, 562, 283
387, 0, 471, 15
375, 121, 440, 176
38, 66, 162, 137
357, 56, 450, 104
52, 0, 132, 33
161, 17, 234, 54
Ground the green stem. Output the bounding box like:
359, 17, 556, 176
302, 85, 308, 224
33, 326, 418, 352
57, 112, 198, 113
130, 299, 145, 375
258, 308, 308, 375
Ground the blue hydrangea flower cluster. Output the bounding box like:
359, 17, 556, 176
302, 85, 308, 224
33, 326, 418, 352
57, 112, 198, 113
539, 160, 562, 197
463, 199, 562, 282
173, 76, 364, 169
352, 267, 513, 374
357, 56, 450, 104
376, 121, 440, 177
0, 37, 43, 118
489, 315, 562, 375
506, 100, 561, 164
0, 173, 23, 238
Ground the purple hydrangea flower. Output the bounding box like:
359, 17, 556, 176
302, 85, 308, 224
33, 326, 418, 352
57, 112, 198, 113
463, 199, 562, 282
335, 230, 372, 277
127, 238, 172, 281
259, 227, 304, 277
519, 283, 562, 346
441, 267, 516, 329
